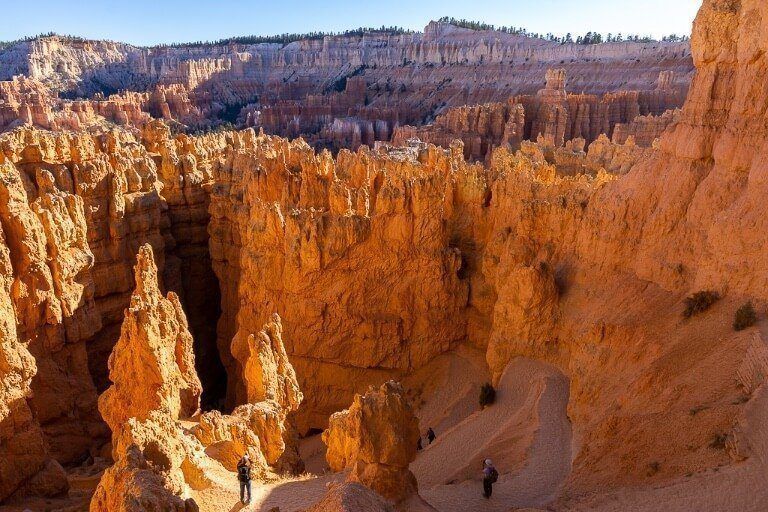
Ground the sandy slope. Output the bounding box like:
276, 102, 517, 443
404, 346, 491, 437
559, 375, 768, 512
559, 461, 768, 512
412, 358, 572, 511
186, 353, 565, 512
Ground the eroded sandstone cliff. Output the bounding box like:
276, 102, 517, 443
93, 244, 204, 511
0, 22, 693, 152
91, 244, 304, 510
2, 0, 768, 509
392, 69, 685, 162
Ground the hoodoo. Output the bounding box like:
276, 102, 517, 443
323, 381, 421, 503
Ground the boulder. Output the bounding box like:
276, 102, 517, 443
323, 381, 420, 503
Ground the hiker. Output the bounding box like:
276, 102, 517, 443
417, 436, 423, 451
427, 427, 436, 444
237, 453, 252, 504
482, 458, 498, 498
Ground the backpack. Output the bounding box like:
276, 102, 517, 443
488, 467, 499, 483
237, 464, 250, 481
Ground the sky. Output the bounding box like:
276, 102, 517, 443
0, 0, 702, 47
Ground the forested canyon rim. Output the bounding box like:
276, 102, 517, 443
1, 0, 768, 511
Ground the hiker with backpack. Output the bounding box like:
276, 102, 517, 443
482, 458, 498, 499
426, 427, 436, 444
237, 453, 252, 504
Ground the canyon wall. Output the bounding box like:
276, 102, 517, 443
208, 0, 768, 504
0, 25, 693, 97
0, 23, 694, 150
0, 123, 236, 501
208, 136, 475, 430
3, 0, 768, 508
393, 69, 686, 162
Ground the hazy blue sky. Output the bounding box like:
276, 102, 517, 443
1, 0, 702, 46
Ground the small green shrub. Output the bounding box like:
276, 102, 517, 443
683, 291, 720, 318
479, 383, 496, 408
710, 432, 728, 450
689, 405, 708, 416
734, 302, 757, 331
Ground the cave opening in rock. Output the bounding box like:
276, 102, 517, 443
304, 427, 324, 437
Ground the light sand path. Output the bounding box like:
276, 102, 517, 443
191, 463, 342, 512
413, 358, 572, 511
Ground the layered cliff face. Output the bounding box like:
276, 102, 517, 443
0, 26, 693, 97
0, 23, 693, 151
209, 1, 768, 505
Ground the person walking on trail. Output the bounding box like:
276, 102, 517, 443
427, 427, 436, 444
482, 458, 498, 499
237, 453, 252, 504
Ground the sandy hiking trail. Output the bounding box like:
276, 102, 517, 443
412, 357, 572, 511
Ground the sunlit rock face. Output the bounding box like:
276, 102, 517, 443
98, 244, 202, 431
91, 244, 304, 511
393, 69, 686, 163
208, 135, 475, 431
5, 1, 768, 509
323, 381, 420, 503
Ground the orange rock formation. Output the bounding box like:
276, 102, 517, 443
393, 69, 686, 162
90, 244, 306, 510
91, 244, 205, 511
392, 99, 525, 163
2, 1, 768, 510
99, 244, 202, 429
0, 23, 692, 148
323, 381, 420, 504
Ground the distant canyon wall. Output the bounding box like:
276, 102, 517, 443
392, 68, 685, 162
0, 23, 693, 151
